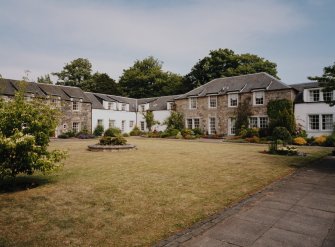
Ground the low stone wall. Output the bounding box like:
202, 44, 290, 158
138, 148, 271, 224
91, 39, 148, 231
87, 144, 137, 152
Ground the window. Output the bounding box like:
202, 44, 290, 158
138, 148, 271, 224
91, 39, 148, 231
121, 103, 127, 111
140, 121, 145, 131
107, 102, 115, 110
63, 124, 67, 129
253, 91, 264, 105
249, 117, 258, 128
228, 94, 238, 107
189, 97, 197, 109
129, 121, 134, 128
187, 119, 193, 129
167, 102, 174, 110
259, 117, 269, 128
194, 119, 200, 129
97, 119, 103, 127
323, 91, 333, 102
322, 114, 333, 130
72, 101, 80, 111
209, 117, 216, 134
109, 119, 115, 128
229, 118, 236, 135
209, 96, 217, 108
72, 122, 80, 133
309, 115, 320, 130
309, 89, 320, 102
121, 120, 125, 132
187, 118, 200, 129
139, 104, 145, 112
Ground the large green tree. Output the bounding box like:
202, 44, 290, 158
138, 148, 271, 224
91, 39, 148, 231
119, 56, 183, 98
37, 74, 53, 84
52, 58, 93, 88
308, 62, 335, 106
86, 72, 121, 95
183, 48, 279, 91
0, 83, 66, 179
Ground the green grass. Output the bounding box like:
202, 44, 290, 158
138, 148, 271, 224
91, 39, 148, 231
0, 138, 331, 247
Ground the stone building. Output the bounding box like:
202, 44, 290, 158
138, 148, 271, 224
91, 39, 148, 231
0, 79, 92, 136
175, 73, 297, 135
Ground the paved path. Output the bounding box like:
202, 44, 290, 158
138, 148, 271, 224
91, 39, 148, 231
156, 156, 335, 247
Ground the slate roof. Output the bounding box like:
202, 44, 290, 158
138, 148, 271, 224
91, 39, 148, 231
0, 78, 91, 102
290, 82, 321, 103
84, 92, 105, 109
176, 72, 292, 99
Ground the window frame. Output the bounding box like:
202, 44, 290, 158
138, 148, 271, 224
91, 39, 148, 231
253, 91, 265, 106
208, 117, 216, 135
72, 122, 80, 133
189, 97, 197, 109
72, 101, 80, 111
228, 93, 238, 107
208, 95, 217, 108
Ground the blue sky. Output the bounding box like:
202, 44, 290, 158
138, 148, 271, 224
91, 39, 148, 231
0, 0, 334, 84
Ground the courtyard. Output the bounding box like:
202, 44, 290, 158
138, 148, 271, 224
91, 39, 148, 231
0, 138, 331, 246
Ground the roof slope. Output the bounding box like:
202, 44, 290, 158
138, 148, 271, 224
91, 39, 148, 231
177, 72, 292, 99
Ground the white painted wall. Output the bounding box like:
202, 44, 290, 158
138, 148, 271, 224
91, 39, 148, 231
92, 109, 137, 133
295, 103, 335, 137
136, 110, 171, 132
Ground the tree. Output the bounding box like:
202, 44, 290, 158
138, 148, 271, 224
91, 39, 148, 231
52, 58, 92, 89
86, 72, 121, 95
37, 74, 53, 84
143, 111, 159, 132
183, 48, 279, 91
0, 83, 66, 179
308, 62, 335, 106
164, 111, 185, 131
119, 56, 183, 98
267, 99, 296, 135
235, 97, 252, 135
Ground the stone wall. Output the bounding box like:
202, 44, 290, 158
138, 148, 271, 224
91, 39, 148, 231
57, 100, 92, 135
175, 89, 296, 135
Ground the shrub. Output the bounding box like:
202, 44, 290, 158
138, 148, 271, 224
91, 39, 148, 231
267, 99, 296, 134
181, 128, 193, 138
272, 127, 292, 145
93, 125, 104, 136
175, 132, 183, 139
164, 112, 184, 131
164, 128, 180, 137
314, 135, 327, 146
76, 133, 95, 139
99, 136, 112, 145
293, 137, 307, 145
104, 127, 121, 137
276, 146, 298, 155
325, 135, 335, 147
192, 128, 203, 136
111, 135, 127, 145
130, 126, 142, 136
240, 128, 259, 138
147, 131, 161, 138
245, 136, 260, 143
259, 128, 270, 138
123, 133, 130, 137
58, 133, 69, 139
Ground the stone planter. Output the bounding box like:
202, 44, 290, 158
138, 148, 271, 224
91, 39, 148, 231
88, 144, 137, 152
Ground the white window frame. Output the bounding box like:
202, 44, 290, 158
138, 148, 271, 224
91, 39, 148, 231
129, 121, 134, 128
121, 103, 127, 111
109, 119, 115, 128
186, 118, 200, 129
323, 91, 333, 102
228, 93, 238, 107
121, 120, 126, 132
249, 116, 269, 129
308, 114, 320, 130
253, 91, 264, 106
208, 95, 217, 108
309, 89, 320, 102
97, 119, 104, 127
72, 101, 80, 111
72, 122, 80, 133
228, 118, 236, 135
189, 97, 197, 109
308, 114, 334, 131
140, 121, 145, 131
167, 102, 174, 110
208, 117, 216, 135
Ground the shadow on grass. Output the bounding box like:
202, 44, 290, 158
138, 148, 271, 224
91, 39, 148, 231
0, 176, 52, 194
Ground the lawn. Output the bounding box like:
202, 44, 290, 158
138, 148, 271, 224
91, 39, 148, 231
0, 138, 331, 247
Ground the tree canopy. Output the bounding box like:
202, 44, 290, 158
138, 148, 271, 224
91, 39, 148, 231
86, 72, 121, 95
182, 48, 279, 92
37, 74, 53, 84
308, 62, 335, 106
119, 56, 183, 98
52, 58, 93, 88
0, 84, 66, 179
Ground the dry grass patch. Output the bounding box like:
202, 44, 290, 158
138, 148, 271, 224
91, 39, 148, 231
0, 138, 330, 246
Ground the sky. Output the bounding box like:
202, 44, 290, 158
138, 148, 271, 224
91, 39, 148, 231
0, 0, 334, 84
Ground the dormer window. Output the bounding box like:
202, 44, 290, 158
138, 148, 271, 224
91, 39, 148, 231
107, 102, 114, 110
139, 104, 146, 112
167, 102, 174, 110
121, 103, 127, 111
253, 91, 264, 105
228, 94, 238, 107
208, 96, 217, 108
189, 97, 197, 109
309, 89, 320, 102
